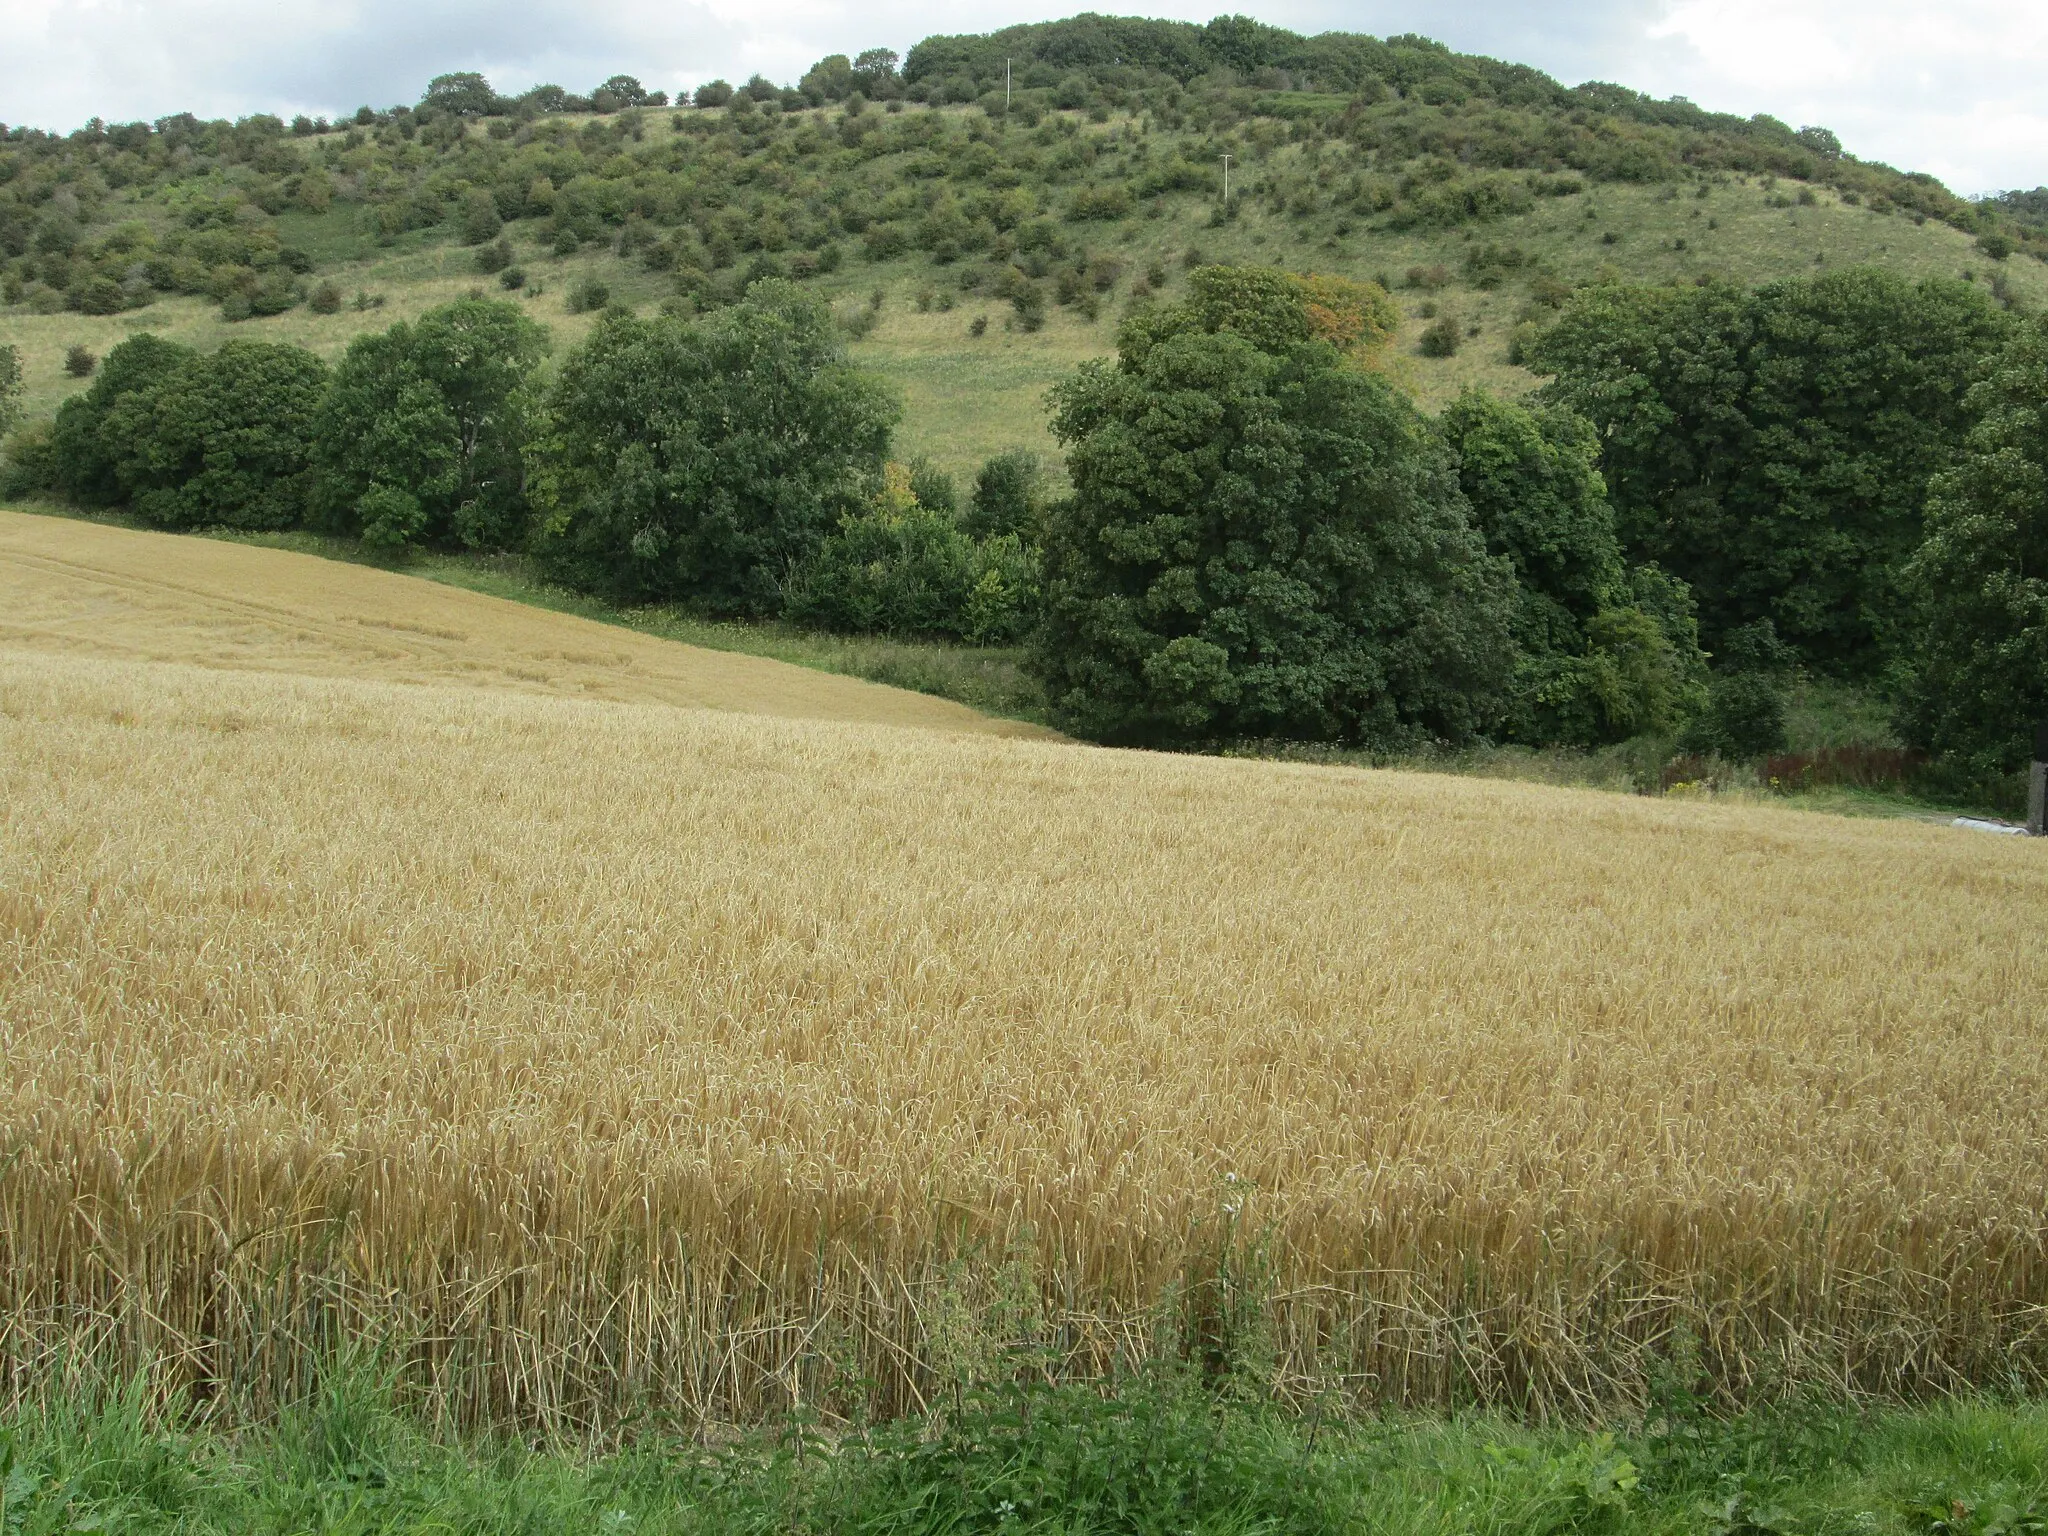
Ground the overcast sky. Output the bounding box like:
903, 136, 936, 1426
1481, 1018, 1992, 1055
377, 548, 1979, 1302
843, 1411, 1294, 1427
2, 0, 2041, 195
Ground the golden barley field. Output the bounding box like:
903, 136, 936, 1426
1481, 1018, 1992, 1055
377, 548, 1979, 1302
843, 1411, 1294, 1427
4, 517, 2048, 1430
0, 511, 1041, 735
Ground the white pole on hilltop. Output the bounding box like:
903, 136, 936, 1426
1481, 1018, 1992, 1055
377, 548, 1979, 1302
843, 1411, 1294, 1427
2030, 720, 2048, 836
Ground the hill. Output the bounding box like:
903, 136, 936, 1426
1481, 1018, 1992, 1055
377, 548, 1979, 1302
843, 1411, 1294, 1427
0, 509, 1047, 733
6, 588, 2048, 1425
5, 15, 2044, 477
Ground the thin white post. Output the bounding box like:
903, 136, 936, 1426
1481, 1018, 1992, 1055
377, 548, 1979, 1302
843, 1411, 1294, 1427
2030, 719, 2048, 836
1221, 153, 1232, 204
1006, 59, 1011, 106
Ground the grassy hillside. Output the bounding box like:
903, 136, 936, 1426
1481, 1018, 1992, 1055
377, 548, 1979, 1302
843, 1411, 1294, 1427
6, 18, 2043, 479
7, 619, 2048, 1426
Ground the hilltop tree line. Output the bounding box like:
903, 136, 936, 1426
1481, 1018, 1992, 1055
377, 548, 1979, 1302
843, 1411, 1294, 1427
7, 251, 2044, 783
5, 18, 2043, 324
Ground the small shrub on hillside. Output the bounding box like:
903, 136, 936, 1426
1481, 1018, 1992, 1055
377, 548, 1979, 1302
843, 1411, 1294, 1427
968, 448, 1044, 539
906, 455, 957, 516
64, 344, 98, 378
1507, 320, 1545, 365
0, 419, 55, 495
308, 282, 343, 314
459, 190, 503, 245
474, 238, 513, 274
499, 266, 525, 290
1419, 313, 1461, 356
1067, 184, 1133, 221
565, 277, 611, 314
1464, 243, 1530, 289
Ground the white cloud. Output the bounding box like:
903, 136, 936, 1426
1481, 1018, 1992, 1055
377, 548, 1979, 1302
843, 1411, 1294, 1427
1633, 0, 2048, 192
0, 0, 2042, 192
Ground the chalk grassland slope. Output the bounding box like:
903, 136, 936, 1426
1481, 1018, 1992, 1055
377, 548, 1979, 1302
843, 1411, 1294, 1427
7, 113, 2041, 477
0, 510, 1043, 734
5, 644, 2047, 1426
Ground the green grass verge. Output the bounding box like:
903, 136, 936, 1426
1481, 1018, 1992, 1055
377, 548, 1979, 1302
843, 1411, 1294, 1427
5, 1367, 2048, 1535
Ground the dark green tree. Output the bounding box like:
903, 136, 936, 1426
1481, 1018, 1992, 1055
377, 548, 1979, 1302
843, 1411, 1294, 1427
312, 297, 549, 550
1441, 388, 1706, 743
110, 340, 329, 530
967, 449, 1045, 539
800, 55, 857, 101
47, 333, 197, 504
459, 190, 502, 245
0, 343, 22, 438
592, 75, 655, 111
1894, 317, 2048, 776
1528, 268, 2009, 674
1033, 268, 1514, 747
530, 280, 898, 613
422, 73, 500, 117
852, 48, 902, 95
905, 455, 957, 516
784, 460, 1038, 642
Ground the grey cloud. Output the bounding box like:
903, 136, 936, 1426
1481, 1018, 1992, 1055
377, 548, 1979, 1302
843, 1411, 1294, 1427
8, 0, 741, 126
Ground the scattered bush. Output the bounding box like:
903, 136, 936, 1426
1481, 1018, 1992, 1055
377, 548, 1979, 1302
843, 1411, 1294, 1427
967, 448, 1044, 540
565, 277, 612, 314
63, 344, 98, 378
1066, 184, 1134, 221
459, 190, 503, 245
785, 461, 1038, 642
1418, 313, 1461, 356
308, 282, 344, 314
0, 345, 20, 439
0, 417, 55, 495
1680, 671, 1790, 759
906, 454, 957, 516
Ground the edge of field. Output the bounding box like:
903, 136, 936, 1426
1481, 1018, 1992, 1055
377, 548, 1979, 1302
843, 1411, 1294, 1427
0, 497, 1056, 730
3, 498, 2011, 823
